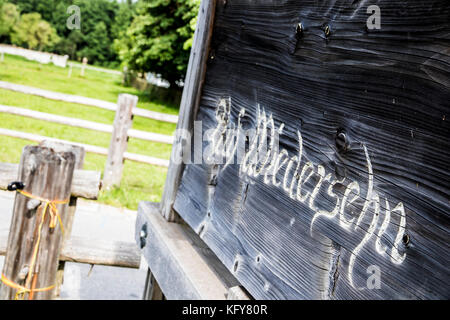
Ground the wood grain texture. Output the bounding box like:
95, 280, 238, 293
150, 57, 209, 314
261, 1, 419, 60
227, 286, 251, 300
0, 146, 75, 300
136, 202, 240, 300
160, 0, 217, 221
59, 236, 141, 269
0, 232, 141, 269
0, 163, 101, 200
39, 140, 85, 297
173, 0, 450, 299
104, 94, 137, 189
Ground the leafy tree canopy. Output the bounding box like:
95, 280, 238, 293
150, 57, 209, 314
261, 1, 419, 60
0, 1, 19, 39
1, 0, 200, 76
6, 0, 136, 67
11, 12, 59, 50
117, 0, 200, 87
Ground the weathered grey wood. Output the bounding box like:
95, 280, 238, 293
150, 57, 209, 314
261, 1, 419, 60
227, 286, 251, 300
0, 146, 75, 300
39, 141, 85, 297
103, 94, 138, 189
136, 202, 240, 300
142, 270, 165, 300
172, 0, 450, 299
0, 163, 101, 200
160, 0, 217, 221
59, 236, 141, 269
1, 231, 141, 269
0, 81, 178, 124
0, 128, 169, 167
0, 105, 174, 145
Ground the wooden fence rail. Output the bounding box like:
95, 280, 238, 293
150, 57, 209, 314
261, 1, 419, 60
0, 80, 176, 186
0, 128, 170, 168
0, 104, 174, 145
0, 233, 141, 269
0, 81, 179, 124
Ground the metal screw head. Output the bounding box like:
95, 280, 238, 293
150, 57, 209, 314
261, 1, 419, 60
336, 132, 347, 151
402, 234, 410, 246
27, 199, 41, 211
140, 224, 148, 249
7, 181, 25, 191
324, 25, 331, 37
296, 22, 303, 39
18, 266, 29, 280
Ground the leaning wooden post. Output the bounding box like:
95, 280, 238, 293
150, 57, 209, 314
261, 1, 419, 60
39, 141, 85, 297
103, 94, 137, 189
0, 146, 75, 300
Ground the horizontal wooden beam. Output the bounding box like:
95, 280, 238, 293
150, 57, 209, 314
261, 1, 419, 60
0, 231, 141, 269
136, 202, 242, 300
0, 162, 101, 199
0, 105, 174, 145
0, 81, 179, 124
0, 128, 170, 167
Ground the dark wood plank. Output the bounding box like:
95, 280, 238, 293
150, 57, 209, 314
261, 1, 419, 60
173, 0, 450, 299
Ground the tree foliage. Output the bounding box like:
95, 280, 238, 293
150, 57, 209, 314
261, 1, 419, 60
0, 1, 19, 39
117, 0, 200, 87
1, 0, 200, 74
11, 12, 59, 50
6, 0, 136, 67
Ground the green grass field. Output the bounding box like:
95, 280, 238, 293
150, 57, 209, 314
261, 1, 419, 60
0, 54, 177, 210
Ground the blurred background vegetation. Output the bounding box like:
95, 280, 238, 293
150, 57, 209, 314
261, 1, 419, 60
0, 0, 200, 87
0, 0, 202, 209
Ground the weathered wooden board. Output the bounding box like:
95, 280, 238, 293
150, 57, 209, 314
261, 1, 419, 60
136, 202, 241, 300
0, 163, 101, 200
0, 232, 141, 269
172, 0, 450, 299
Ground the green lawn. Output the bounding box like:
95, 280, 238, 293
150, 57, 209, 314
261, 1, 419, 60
0, 54, 179, 115
0, 54, 178, 210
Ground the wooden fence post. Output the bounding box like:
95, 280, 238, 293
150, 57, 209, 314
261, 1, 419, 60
39, 141, 85, 297
103, 94, 137, 189
0, 146, 76, 300
80, 57, 88, 77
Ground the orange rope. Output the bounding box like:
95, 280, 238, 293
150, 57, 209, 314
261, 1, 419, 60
0, 190, 68, 300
